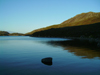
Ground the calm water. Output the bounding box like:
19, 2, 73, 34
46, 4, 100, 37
0, 36, 100, 75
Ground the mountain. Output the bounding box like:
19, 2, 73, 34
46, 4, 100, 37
25, 12, 100, 35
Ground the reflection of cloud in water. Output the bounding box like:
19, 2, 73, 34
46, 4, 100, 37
45, 40, 100, 59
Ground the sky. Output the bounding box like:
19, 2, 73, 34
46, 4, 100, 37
0, 0, 100, 33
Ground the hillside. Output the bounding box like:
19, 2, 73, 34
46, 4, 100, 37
25, 12, 100, 35
0, 31, 24, 36
61, 12, 100, 26
31, 22, 100, 38
9, 33, 24, 36
0, 31, 9, 36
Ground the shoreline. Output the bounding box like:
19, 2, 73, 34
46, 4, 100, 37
65, 37, 100, 48
46, 37, 100, 49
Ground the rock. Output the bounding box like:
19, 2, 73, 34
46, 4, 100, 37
41, 57, 53, 66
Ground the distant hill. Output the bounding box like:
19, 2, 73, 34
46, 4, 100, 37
0, 31, 9, 36
25, 12, 100, 35
0, 31, 24, 36
9, 33, 24, 36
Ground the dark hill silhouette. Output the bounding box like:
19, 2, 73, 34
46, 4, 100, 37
31, 22, 100, 38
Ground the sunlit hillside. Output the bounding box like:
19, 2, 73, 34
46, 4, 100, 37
60, 12, 100, 27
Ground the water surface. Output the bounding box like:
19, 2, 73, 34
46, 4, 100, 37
0, 36, 100, 75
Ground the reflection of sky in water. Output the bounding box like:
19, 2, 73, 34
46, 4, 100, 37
0, 36, 100, 75
0, 36, 69, 41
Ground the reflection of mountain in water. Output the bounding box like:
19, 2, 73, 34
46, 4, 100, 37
45, 39, 100, 59
64, 46, 100, 59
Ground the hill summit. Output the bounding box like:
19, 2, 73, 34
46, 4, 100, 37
60, 12, 100, 27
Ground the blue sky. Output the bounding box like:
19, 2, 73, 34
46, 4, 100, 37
0, 0, 100, 33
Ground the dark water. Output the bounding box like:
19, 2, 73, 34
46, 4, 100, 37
0, 36, 100, 75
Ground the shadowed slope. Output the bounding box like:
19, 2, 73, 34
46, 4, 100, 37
31, 22, 100, 38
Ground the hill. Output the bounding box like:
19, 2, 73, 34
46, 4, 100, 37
9, 33, 24, 36
31, 22, 100, 38
61, 12, 100, 26
25, 12, 100, 35
0, 31, 24, 36
0, 31, 9, 36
